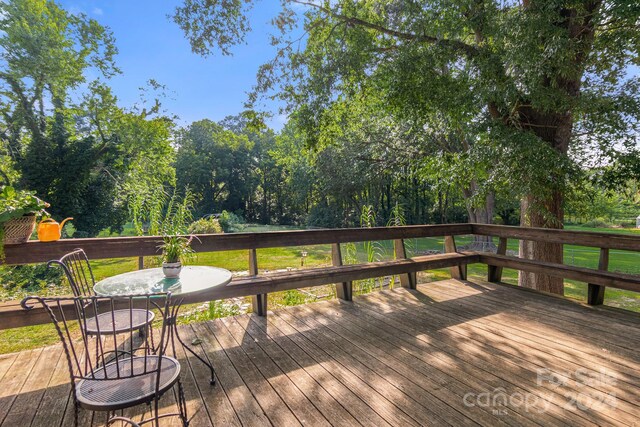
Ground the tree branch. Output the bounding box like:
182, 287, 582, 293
291, 0, 480, 58
0, 73, 41, 140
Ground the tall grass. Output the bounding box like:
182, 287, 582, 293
129, 186, 196, 265
345, 205, 388, 295
130, 186, 195, 236
387, 202, 407, 288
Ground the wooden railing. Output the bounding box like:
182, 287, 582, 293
472, 225, 640, 303
1, 224, 473, 265
1, 223, 639, 329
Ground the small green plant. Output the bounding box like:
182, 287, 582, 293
177, 299, 247, 323
208, 299, 244, 317
0, 186, 49, 223
387, 202, 406, 227
0, 186, 50, 258
282, 289, 308, 306
188, 217, 223, 234
158, 235, 196, 263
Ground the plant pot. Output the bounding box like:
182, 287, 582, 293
162, 262, 182, 278
2, 215, 37, 245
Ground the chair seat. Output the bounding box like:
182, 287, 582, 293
76, 355, 181, 411
84, 309, 154, 335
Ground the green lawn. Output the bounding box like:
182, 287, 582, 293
1, 223, 639, 353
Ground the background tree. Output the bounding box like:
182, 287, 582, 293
220, 115, 285, 223
175, 119, 253, 218
0, 0, 175, 235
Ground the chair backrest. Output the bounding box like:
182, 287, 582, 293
48, 249, 96, 297
21, 294, 172, 387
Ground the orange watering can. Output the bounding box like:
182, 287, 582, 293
38, 217, 73, 242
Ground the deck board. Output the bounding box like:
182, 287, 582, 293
221, 315, 332, 427
232, 314, 362, 427
3, 345, 62, 427
1, 278, 638, 427
308, 295, 590, 426
0, 348, 43, 424
191, 321, 272, 426
352, 289, 630, 426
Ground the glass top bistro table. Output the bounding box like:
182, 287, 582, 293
94, 266, 232, 385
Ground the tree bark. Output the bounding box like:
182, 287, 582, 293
519, 191, 564, 294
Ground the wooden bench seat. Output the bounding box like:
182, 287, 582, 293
478, 252, 640, 293
221, 251, 480, 299
0, 252, 479, 329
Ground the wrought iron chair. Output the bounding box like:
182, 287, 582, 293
48, 249, 155, 342
21, 293, 188, 427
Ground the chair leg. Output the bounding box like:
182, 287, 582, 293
153, 396, 161, 427
177, 379, 189, 426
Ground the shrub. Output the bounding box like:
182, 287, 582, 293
582, 218, 612, 228
218, 210, 244, 233
619, 221, 636, 228
188, 217, 223, 234
0, 264, 64, 300
62, 222, 76, 238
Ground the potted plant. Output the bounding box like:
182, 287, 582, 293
157, 234, 196, 278
0, 186, 49, 256
131, 187, 199, 278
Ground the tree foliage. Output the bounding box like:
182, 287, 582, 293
175, 119, 253, 218
0, 0, 175, 235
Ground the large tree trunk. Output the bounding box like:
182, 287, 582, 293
516, 114, 572, 295
519, 191, 564, 294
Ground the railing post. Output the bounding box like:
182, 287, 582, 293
331, 243, 352, 301
587, 248, 609, 305
249, 249, 268, 316
488, 237, 507, 282
444, 236, 467, 280
394, 239, 416, 289
138, 256, 144, 270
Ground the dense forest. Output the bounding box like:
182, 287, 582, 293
1, 0, 639, 246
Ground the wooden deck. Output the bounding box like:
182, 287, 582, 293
1, 279, 639, 426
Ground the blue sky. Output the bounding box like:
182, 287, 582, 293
59, 0, 288, 130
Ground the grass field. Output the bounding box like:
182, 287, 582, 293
1, 223, 639, 353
